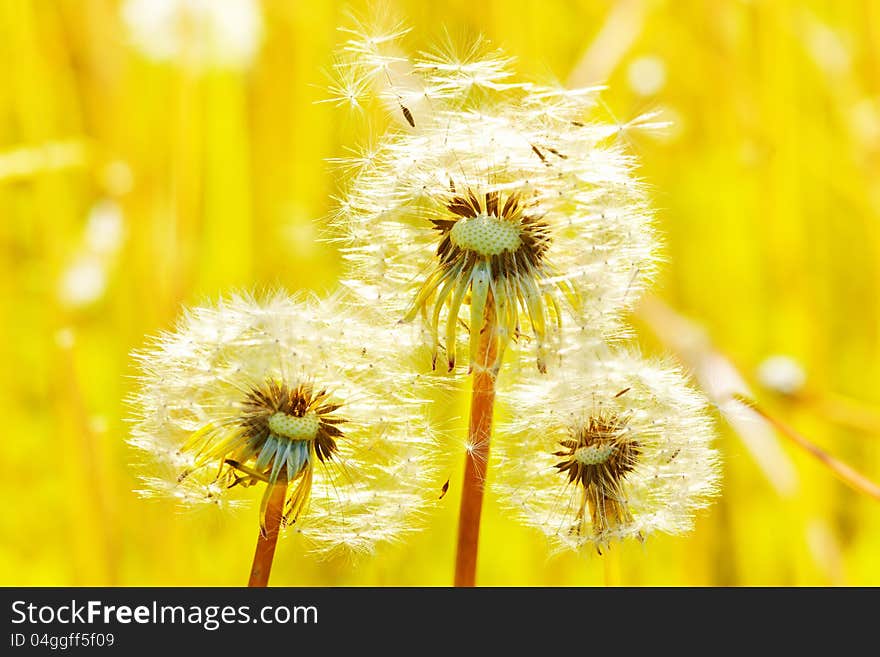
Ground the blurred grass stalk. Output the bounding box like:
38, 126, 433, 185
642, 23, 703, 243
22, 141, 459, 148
639, 296, 880, 502
736, 395, 880, 502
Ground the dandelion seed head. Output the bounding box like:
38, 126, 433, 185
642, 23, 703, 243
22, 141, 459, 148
121, 0, 263, 71
493, 340, 720, 553
85, 200, 125, 256
757, 355, 806, 397
627, 55, 667, 96
58, 257, 107, 308
329, 27, 658, 373
128, 290, 440, 557
58, 199, 126, 310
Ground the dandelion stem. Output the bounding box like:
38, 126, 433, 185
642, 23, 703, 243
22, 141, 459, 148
248, 475, 288, 587
454, 299, 498, 587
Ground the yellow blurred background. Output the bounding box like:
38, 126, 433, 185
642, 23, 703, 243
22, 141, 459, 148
2, 0, 879, 586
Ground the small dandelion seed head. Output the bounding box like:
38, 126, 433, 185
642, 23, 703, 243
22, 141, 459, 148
627, 55, 667, 97
128, 290, 441, 558
58, 257, 107, 308
493, 338, 720, 553
328, 25, 658, 374
756, 354, 806, 397
121, 0, 264, 71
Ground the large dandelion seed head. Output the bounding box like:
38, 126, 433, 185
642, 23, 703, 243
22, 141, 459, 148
329, 25, 658, 374
493, 340, 720, 553
121, 0, 264, 71
128, 291, 440, 558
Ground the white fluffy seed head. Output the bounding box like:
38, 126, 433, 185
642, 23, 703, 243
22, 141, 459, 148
493, 335, 721, 553
328, 26, 659, 370
121, 0, 264, 70
128, 290, 443, 558
757, 355, 806, 396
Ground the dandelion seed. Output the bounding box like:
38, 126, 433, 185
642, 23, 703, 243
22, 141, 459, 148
494, 343, 720, 553
84, 200, 126, 256
414, 33, 521, 96
330, 32, 657, 373
128, 291, 439, 559
58, 200, 126, 309
321, 58, 373, 112
338, 12, 412, 76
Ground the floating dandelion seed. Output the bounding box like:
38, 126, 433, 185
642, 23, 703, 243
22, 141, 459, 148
494, 343, 720, 552
129, 291, 439, 558
330, 31, 658, 373
321, 57, 375, 113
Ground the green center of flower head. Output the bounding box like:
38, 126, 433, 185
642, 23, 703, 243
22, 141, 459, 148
268, 411, 320, 441
449, 214, 522, 256
574, 444, 616, 465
